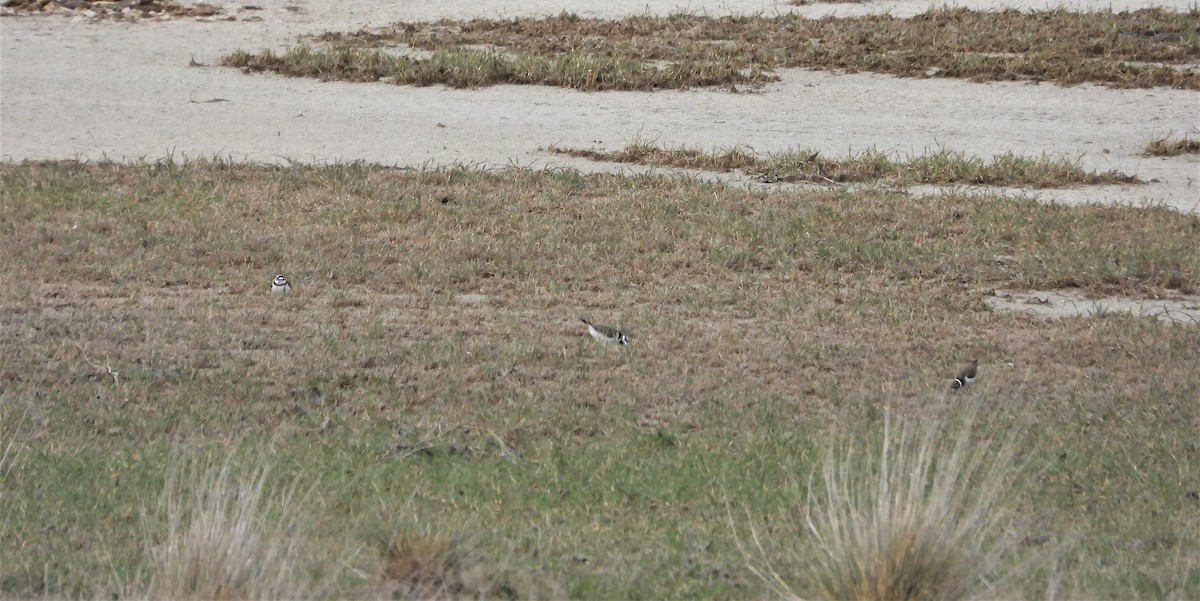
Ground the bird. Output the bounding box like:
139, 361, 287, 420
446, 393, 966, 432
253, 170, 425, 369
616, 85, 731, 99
271, 274, 292, 295
950, 359, 977, 390
580, 318, 629, 345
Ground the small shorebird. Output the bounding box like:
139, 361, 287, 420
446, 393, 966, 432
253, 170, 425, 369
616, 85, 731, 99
271, 274, 292, 296
950, 359, 977, 390
580, 318, 630, 345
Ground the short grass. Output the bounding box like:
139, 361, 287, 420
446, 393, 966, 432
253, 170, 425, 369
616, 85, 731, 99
549, 142, 1140, 187
222, 8, 1200, 90
1144, 133, 1200, 156
1, 160, 1198, 599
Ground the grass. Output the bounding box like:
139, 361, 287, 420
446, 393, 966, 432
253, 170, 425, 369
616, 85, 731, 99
369, 522, 470, 599
222, 45, 772, 91
1143, 133, 1200, 156
132, 450, 334, 600
803, 410, 1019, 600
741, 408, 1022, 600
549, 142, 1140, 187
1, 159, 1198, 598
222, 8, 1200, 90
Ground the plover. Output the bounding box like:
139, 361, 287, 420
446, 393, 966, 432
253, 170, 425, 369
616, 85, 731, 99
581, 318, 629, 345
271, 274, 292, 296
950, 359, 977, 390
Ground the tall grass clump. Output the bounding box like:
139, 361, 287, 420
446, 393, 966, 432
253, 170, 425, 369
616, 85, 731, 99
0, 402, 28, 531
133, 450, 334, 600
804, 409, 1020, 600
749, 407, 1024, 600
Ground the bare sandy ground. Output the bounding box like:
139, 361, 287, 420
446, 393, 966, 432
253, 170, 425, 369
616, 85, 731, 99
987, 288, 1200, 323
1, 0, 1198, 215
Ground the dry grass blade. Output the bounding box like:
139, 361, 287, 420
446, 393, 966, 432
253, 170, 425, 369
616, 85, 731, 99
803, 408, 1020, 601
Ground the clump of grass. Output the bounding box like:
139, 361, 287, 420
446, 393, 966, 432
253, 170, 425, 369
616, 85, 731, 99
0, 403, 26, 480
550, 142, 1139, 187
225, 8, 1200, 91
1143, 134, 1200, 156
134, 451, 333, 600
902, 149, 1137, 187
222, 45, 774, 91
0, 402, 28, 533
785, 408, 1020, 600
370, 523, 469, 599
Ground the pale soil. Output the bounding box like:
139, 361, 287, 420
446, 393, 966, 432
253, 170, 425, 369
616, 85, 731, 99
987, 288, 1200, 322
2, 0, 1198, 212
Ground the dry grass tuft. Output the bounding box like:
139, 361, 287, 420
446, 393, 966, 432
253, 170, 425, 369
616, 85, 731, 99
0, 403, 26, 482
798, 408, 1019, 600
370, 524, 469, 599
224, 8, 1200, 90
1143, 134, 1200, 156
551, 142, 1139, 187
134, 451, 331, 601
0, 402, 28, 532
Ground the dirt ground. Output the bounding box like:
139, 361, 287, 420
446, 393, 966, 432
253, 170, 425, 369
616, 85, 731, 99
1, 0, 1198, 214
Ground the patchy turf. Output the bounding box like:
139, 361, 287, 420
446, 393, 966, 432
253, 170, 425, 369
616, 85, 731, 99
222, 8, 1200, 90
1, 160, 1198, 599
548, 142, 1141, 187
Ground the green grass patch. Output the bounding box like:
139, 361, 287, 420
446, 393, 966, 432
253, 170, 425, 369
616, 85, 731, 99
1, 160, 1198, 599
223, 8, 1200, 90
550, 142, 1140, 187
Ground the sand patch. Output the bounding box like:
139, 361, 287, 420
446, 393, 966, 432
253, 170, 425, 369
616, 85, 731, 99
986, 288, 1200, 323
